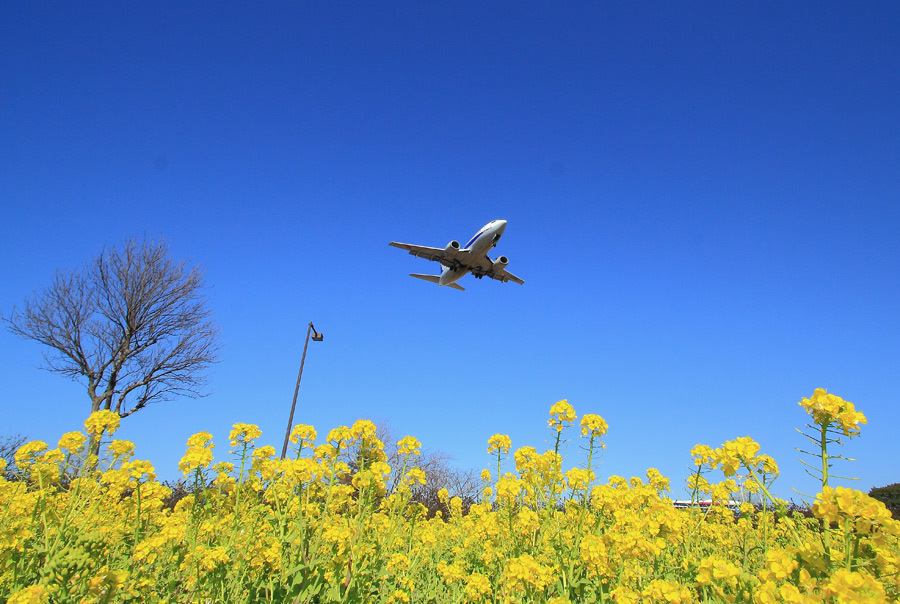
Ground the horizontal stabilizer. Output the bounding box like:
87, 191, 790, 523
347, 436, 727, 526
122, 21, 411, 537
409, 274, 465, 291
409, 273, 440, 284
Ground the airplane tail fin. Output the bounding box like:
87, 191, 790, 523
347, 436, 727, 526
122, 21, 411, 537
409, 274, 465, 291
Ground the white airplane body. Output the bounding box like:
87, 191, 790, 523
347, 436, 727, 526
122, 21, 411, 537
389, 220, 524, 290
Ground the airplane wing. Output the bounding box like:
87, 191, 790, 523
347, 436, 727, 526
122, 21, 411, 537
493, 268, 525, 285
469, 256, 525, 284
389, 241, 456, 268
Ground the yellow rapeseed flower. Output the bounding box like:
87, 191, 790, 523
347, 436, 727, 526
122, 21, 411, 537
823, 568, 886, 603
813, 486, 895, 533
84, 409, 121, 439
610, 586, 640, 604
712, 436, 761, 477
548, 399, 577, 433
695, 555, 740, 588
57, 431, 86, 453
6, 585, 49, 604
229, 422, 262, 447
179, 431, 214, 475
487, 434, 511, 454
580, 413, 608, 438
387, 590, 410, 603
397, 435, 421, 456
404, 467, 427, 486
505, 553, 554, 591
350, 419, 377, 440
799, 387, 867, 436
108, 439, 135, 459
326, 425, 353, 448
759, 548, 798, 582
463, 573, 492, 601
495, 475, 522, 504
690, 444, 715, 466
646, 468, 670, 492
565, 467, 595, 491
641, 578, 692, 603
14, 441, 48, 469
122, 459, 156, 482
580, 534, 609, 576
289, 424, 317, 447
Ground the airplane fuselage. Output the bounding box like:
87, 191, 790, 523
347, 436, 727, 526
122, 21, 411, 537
438, 220, 506, 287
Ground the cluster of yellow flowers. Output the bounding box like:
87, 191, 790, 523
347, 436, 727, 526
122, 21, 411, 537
798, 388, 867, 436
2, 392, 898, 603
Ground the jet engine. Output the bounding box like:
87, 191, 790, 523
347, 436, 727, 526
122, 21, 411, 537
492, 256, 509, 272
445, 240, 461, 254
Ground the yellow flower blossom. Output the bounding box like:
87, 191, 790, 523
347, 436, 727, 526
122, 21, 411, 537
548, 399, 576, 433
813, 486, 894, 533
288, 424, 317, 447
580, 413, 608, 438
326, 425, 353, 448
641, 578, 692, 603
464, 573, 492, 601
108, 439, 135, 459
397, 435, 421, 456
823, 568, 886, 602
487, 433, 511, 454
495, 475, 522, 504
57, 431, 86, 453
84, 409, 121, 439
580, 534, 609, 576
690, 444, 715, 466
350, 419, 377, 440
646, 468, 670, 492
179, 431, 214, 475
229, 422, 262, 447
14, 440, 48, 469
695, 554, 740, 588
7, 585, 49, 604
759, 548, 798, 582
799, 388, 867, 436
404, 467, 427, 486
565, 467, 595, 491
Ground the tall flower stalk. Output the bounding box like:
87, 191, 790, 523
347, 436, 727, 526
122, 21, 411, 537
795, 388, 867, 493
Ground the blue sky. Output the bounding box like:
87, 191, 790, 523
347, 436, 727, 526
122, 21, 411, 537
2, 2, 898, 501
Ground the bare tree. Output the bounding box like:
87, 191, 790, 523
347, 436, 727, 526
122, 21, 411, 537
1, 434, 28, 478
4, 238, 220, 418
340, 421, 481, 516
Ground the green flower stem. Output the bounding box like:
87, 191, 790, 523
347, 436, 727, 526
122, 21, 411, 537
743, 461, 803, 549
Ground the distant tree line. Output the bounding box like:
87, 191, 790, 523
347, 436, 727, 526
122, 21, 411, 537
869, 483, 900, 519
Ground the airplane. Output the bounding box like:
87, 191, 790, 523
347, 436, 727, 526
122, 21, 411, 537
389, 219, 524, 291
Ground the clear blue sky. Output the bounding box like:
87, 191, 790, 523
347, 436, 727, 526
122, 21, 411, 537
2, 3, 898, 500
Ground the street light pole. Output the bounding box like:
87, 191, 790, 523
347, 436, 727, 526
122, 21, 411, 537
281, 322, 323, 459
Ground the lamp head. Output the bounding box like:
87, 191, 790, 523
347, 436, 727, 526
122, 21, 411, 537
311, 331, 324, 342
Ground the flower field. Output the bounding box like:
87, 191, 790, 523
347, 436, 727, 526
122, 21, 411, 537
2, 390, 898, 603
